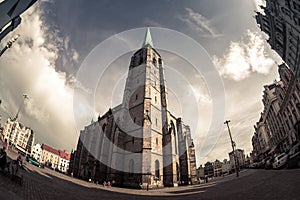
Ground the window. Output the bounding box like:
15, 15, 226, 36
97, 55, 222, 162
135, 94, 138, 100
294, 2, 300, 12
158, 58, 162, 65
129, 159, 134, 177
155, 118, 158, 126
152, 58, 157, 66
155, 160, 160, 179
138, 57, 143, 65
133, 117, 136, 123
155, 96, 157, 103
156, 138, 158, 146
102, 124, 107, 132
176, 162, 180, 181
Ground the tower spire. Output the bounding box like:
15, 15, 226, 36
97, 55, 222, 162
142, 27, 153, 47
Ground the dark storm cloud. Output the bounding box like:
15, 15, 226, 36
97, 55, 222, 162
43, 0, 261, 62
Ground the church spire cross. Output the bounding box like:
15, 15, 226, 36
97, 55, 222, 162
142, 27, 153, 47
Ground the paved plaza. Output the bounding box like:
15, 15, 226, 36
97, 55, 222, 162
1, 149, 300, 200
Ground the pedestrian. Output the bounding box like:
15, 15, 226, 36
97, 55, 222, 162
0, 147, 7, 171
107, 181, 111, 187
103, 181, 107, 187
17, 155, 22, 166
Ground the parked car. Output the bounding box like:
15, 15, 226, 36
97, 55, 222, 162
272, 153, 288, 169
287, 142, 300, 168
257, 160, 266, 169
27, 157, 44, 168
249, 162, 258, 169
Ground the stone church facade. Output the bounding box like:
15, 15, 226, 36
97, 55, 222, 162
70, 28, 197, 188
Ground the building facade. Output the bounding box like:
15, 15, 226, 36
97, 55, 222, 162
58, 150, 70, 173
229, 149, 245, 171
204, 162, 214, 177
256, 0, 300, 77
196, 165, 205, 180
213, 160, 223, 177
253, 82, 281, 160
41, 144, 60, 169
31, 143, 43, 162
254, 1, 300, 160
221, 159, 231, 175
252, 64, 300, 161
1, 118, 34, 155
70, 28, 197, 188
275, 64, 300, 148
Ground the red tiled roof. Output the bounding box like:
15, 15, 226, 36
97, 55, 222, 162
58, 150, 70, 160
42, 144, 59, 155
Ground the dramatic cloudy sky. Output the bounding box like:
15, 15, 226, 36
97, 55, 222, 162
0, 0, 283, 165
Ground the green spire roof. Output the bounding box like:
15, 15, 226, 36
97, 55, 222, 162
142, 27, 153, 47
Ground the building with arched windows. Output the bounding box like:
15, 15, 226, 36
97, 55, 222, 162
69, 28, 197, 188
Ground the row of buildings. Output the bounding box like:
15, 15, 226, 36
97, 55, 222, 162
196, 149, 248, 179
252, 0, 300, 161
0, 118, 70, 173
32, 143, 70, 173
69, 28, 197, 188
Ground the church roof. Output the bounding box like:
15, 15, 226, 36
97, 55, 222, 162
142, 27, 153, 47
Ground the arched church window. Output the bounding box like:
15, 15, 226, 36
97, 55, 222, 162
155, 160, 160, 179
138, 56, 143, 65
102, 124, 107, 132
158, 58, 162, 65
152, 58, 157, 66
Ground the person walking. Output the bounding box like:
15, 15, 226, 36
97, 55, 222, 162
205, 175, 208, 183
0, 147, 7, 171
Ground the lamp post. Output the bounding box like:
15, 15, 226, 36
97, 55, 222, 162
0, 34, 20, 57
224, 120, 239, 177
13, 94, 29, 121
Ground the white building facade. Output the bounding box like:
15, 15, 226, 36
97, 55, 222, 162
58, 150, 70, 173
31, 143, 43, 162
2, 118, 35, 155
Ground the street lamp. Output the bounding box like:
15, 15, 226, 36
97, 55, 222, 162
224, 120, 239, 177
13, 94, 29, 121
0, 34, 20, 57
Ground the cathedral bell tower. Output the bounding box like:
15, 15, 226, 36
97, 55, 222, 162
120, 28, 178, 188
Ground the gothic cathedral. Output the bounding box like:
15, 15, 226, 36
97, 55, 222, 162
70, 28, 197, 188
